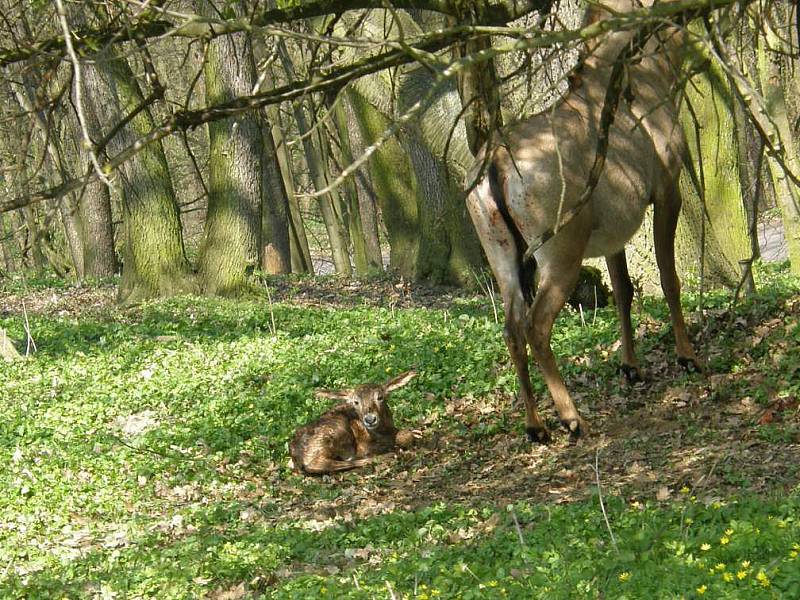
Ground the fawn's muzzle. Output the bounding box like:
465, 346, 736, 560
363, 413, 378, 429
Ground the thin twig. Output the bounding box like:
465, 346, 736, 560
22, 301, 36, 356
510, 507, 526, 547
593, 449, 619, 553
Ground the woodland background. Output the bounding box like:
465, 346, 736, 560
0, 0, 798, 298
1, 1, 800, 598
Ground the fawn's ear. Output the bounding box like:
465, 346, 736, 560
385, 370, 416, 392
315, 389, 352, 401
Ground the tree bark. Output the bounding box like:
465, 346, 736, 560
277, 40, 352, 275
757, 6, 800, 273
82, 50, 195, 303
343, 92, 384, 274
268, 112, 314, 274
261, 127, 292, 275
350, 85, 483, 284
196, 0, 286, 293
0, 213, 15, 273
79, 178, 118, 278
331, 100, 373, 275
676, 58, 753, 287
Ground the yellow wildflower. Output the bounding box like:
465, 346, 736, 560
756, 571, 770, 588
697, 584, 707, 595
725, 528, 734, 536
777, 520, 787, 529
488, 581, 498, 587
700, 543, 711, 551
618, 572, 631, 583
792, 543, 800, 551
720, 536, 730, 545
790, 550, 798, 559
680, 486, 690, 494
741, 560, 750, 568
723, 572, 733, 582
737, 571, 747, 580
715, 563, 726, 572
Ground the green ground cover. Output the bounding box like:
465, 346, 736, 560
1, 264, 799, 598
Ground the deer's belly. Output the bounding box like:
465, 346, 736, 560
583, 195, 650, 258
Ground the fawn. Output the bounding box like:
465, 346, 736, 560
290, 371, 418, 475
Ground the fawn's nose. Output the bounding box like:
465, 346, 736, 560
364, 414, 378, 427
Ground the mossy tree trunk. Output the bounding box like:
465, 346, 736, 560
342, 94, 384, 274
268, 111, 314, 274
196, 0, 289, 294
82, 51, 195, 303
277, 41, 352, 276
0, 213, 14, 273
349, 89, 419, 277
674, 48, 752, 288
349, 86, 483, 285
331, 99, 375, 275
757, 7, 800, 273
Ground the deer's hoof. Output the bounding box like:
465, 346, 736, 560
618, 364, 643, 383
678, 356, 703, 374
560, 417, 588, 444
526, 425, 552, 445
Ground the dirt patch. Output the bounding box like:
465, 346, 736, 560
269, 297, 800, 524
0, 282, 117, 318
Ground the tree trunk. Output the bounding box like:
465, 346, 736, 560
277, 41, 352, 275
758, 7, 800, 273
0, 213, 15, 273
343, 92, 384, 274
82, 51, 195, 303
678, 60, 753, 286
268, 113, 314, 274
196, 0, 282, 293
22, 206, 46, 275
80, 178, 118, 278
331, 100, 373, 275
350, 87, 483, 285
261, 127, 292, 275
350, 89, 419, 276
452, 28, 503, 154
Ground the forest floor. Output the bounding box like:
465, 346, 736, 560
1, 264, 799, 599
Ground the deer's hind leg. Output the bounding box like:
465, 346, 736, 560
467, 181, 550, 443
653, 188, 701, 372
527, 242, 589, 441
606, 250, 642, 382
301, 452, 372, 475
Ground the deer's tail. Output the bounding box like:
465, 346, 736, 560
487, 159, 536, 305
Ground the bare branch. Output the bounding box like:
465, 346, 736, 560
54, 0, 113, 188
0, 0, 552, 68
0, 0, 755, 215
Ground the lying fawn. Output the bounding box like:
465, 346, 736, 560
290, 371, 418, 475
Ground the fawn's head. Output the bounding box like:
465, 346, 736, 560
317, 371, 416, 432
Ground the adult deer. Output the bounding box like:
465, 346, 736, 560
466, 0, 701, 443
